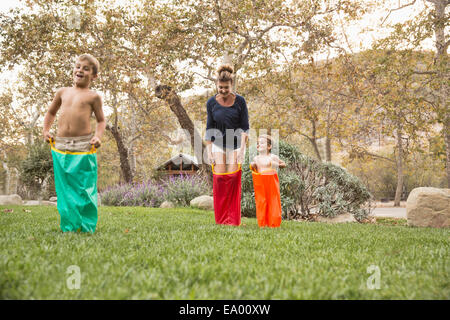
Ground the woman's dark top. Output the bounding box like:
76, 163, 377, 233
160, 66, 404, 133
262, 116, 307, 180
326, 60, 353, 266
205, 94, 250, 150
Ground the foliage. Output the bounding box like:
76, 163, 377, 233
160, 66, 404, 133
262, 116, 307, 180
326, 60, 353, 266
0, 0, 376, 184
241, 140, 372, 222
373, 0, 449, 187
345, 146, 447, 200
18, 140, 55, 199
162, 174, 211, 206
100, 174, 211, 207
1, 0, 446, 195
100, 180, 167, 208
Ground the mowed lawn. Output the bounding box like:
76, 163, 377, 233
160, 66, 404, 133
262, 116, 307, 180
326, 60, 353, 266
0, 205, 448, 299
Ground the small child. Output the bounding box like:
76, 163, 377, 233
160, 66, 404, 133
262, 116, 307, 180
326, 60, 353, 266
42, 54, 106, 233
250, 134, 286, 173
250, 134, 286, 228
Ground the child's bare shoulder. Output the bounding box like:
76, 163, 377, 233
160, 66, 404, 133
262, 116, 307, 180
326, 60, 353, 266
270, 153, 280, 160
55, 87, 69, 95
88, 89, 101, 101
77, 89, 101, 104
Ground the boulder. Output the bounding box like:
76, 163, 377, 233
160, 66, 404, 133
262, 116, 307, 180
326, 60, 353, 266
160, 201, 175, 208
49, 196, 57, 202
190, 195, 214, 210
0, 194, 23, 205
406, 187, 450, 228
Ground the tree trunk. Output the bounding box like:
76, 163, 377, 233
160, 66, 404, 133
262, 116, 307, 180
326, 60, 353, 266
325, 104, 332, 162
2, 161, 10, 195
107, 125, 133, 183
129, 103, 137, 178
325, 137, 332, 162
445, 118, 450, 188
129, 142, 136, 179
432, 0, 449, 187
155, 85, 212, 180
310, 119, 322, 161
394, 126, 404, 207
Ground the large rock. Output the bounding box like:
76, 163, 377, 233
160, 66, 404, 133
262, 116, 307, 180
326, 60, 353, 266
406, 187, 450, 228
190, 195, 214, 210
0, 194, 23, 205
160, 201, 175, 208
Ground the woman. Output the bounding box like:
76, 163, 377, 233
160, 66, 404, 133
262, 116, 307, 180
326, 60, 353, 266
205, 64, 249, 226
205, 64, 249, 172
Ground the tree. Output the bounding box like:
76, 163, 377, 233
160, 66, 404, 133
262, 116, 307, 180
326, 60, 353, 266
0, 0, 175, 183
378, 0, 449, 186
344, 49, 435, 205
139, 0, 373, 167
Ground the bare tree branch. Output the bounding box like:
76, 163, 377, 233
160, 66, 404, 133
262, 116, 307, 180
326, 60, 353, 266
381, 0, 417, 26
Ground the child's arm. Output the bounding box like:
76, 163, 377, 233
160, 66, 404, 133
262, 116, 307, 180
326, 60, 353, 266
90, 93, 106, 148
42, 88, 64, 142
250, 155, 258, 172
271, 154, 286, 168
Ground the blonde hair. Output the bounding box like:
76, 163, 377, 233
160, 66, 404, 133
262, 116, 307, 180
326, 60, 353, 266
77, 54, 100, 76
217, 64, 234, 83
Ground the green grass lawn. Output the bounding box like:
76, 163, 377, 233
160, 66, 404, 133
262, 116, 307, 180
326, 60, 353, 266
0, 205, 448, 299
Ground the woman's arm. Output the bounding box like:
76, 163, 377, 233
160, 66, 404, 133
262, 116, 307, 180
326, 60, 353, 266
238, 96, 249, 163
204, 99, 216, 165
205, 140, 214, 165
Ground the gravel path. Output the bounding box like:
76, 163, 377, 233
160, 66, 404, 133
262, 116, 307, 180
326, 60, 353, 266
372, 207, 406, 219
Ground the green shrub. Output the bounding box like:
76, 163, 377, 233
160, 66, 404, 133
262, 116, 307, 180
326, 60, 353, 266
100, 174, 211, 207
241, 140, 372, 221
163, 174, 211, 206
19, 141, 55, 199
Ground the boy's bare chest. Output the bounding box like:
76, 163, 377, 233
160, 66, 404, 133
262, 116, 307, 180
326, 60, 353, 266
61, 91, 93, 111
256, 155, 273, 168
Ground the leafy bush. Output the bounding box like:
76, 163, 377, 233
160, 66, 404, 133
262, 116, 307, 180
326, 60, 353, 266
101, 181, 167, 207
100, 174, 211, 207
163, 174, 211, 206
241, 140, 372, 222
19, 141, 55, 199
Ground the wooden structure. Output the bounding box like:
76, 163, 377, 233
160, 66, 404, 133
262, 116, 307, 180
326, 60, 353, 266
156, 153, 200, 176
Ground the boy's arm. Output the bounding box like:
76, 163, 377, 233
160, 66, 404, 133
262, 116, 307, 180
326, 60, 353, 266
271, 154, 286, 168
43, 88, 64, 142
250, 156, 258, 171
90, 93, 106, 148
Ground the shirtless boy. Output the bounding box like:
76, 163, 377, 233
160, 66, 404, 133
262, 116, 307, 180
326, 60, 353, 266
43, 54, 105, 149
42, 54, 105, 233
250, 134, 286, 228
250, 134, 286, 173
